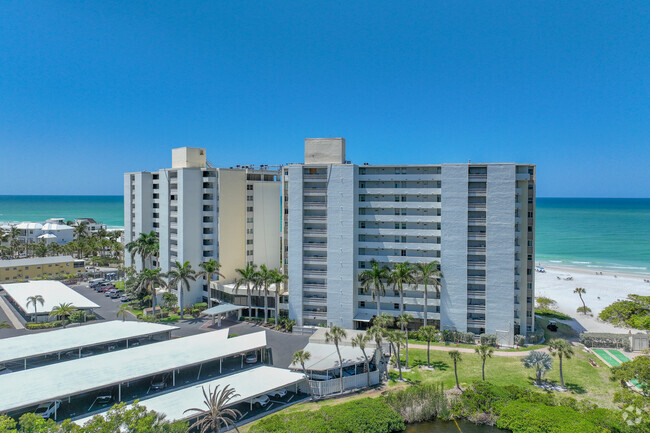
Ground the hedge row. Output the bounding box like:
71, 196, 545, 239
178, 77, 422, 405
249, 398, 404, 433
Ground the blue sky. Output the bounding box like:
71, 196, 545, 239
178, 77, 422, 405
0, 1, 648, 197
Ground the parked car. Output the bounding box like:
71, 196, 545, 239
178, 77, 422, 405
120, 294, 135, 302
251, 395, 270, 407
99, 286, 115, 293
104, 289, 118, 297
109, 291, 122, 299
150, 376, 168, 391
34, 400, 61, 419
245, 353, 258, 364
267, 388, 287, 398
547, 321, 558, 332
89, 279, 106, 288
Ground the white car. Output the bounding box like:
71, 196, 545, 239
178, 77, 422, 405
34, 400, 61, 419
251, 395, 270, 407
267, 388, 287, 398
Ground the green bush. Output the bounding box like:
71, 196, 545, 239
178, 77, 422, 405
442, 329, 476, 344
536, 309, 572, 320
480, 333, 497, 346
25, 320, 66, 330
496, 401, 611, 433
249, 398, 404, 433
193, 302, 208, 311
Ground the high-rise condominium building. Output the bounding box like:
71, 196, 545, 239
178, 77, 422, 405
285, 138, 536, 340
124, 147, 281, 308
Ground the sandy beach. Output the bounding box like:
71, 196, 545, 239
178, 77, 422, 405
535, 262, 650, 334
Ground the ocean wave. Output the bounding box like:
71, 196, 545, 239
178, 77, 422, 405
549, 260, 563, 263
609, 266, 648, 270
571, 261, 592, 264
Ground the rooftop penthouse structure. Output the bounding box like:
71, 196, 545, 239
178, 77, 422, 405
124, 147, 282, 308
284, 138, 536, 341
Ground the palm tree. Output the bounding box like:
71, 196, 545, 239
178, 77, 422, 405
373, 313, 395, 330
26, 295, 45, 322
574, 287, 587, 313
389, 262, 416, 316
419, 325, 438, 368
325, 325, 347, 393
368, 325, 387, 375
137, 268, 167, 319
387, 330, 406, 381
196, 260, 224, 308
166, 261, 197, 320
449, 350, 463, 390
49, 303, 76, 328
396, 314, 413, 369
359, 260, 390, 318
184, 385, 242, 433
521, 350, 553, 385
269, 269, 288, 324
351, 333, 372, 387
292, 350, 312, 398
73, 222, 88, 241
126, 231, 158, 270
475, 344, 494, 381
235, 264, 257, 320
548, 339, 574, 388
256, 265, 273, 324
414, 261, 442, 328
117, 304, 130, 322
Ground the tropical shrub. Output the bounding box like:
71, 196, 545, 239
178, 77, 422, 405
25, 320, 67, 330
600, 295, 650, 330
249, 398, 404, 433
480, 333, 497, 346
442, 329, 476, 344
385, 383, 448, 423
496, 401, 613, 433
580, 333, 632, 351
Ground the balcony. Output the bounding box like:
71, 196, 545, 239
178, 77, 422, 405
357, 214, 441, 223
303, 296, 327, 306
303, 229, 327, 237
357, 173, 441, 182
358, 187, 441, 195
303, 216, 327, 224
358, 254, 440, 264
303, 270, 327, 278
467, 247, 486, 254
468, 189, 487, 196
358, 228, 441, 237
358, 241, 440, 251
303, 242, 327, 250
303, 202, 326, 209
304, 311, 327, 319
362, 201, 441, 209
468, 218, 486, 225
467, 276, 486, 283
303, 256, 327, 264
516, 173, 530, 181
303, 174, 328, 181
303, 283, 327, 292
467, 232, 486, 240
468, 173, 487, 180
467, 305, 486, 313
467, 203, 486, 211
467, 290, 486, 298
467, 261, 486, 269
303, 188, 327, 196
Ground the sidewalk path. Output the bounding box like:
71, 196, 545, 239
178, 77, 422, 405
0, 294, 25, 330
408, 342, 549, 357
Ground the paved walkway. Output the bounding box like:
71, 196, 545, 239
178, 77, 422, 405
408, 342, 549, 357
0, 294, 24, 330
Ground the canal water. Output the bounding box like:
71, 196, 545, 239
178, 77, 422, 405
405, 419, 508, 432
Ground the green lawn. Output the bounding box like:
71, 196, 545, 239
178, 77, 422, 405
394, 347, 619, 408
408, 340, 546, 352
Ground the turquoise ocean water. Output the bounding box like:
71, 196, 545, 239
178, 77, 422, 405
1, 196, 648, 273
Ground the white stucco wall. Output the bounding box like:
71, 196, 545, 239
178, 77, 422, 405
326, 164, 356, 328
440, 165, 468, 332
253, 182, 281, 269
287, 166, 304, 325
486, 165, 516, 342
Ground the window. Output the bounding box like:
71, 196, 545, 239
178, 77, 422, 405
359, 182, 365, 188
359, 222, 365, 229
153, 193, 159, 199
247, 206, 253, 212
395, 168, 400, 174
527, 254, 532, 260
395, 223, 400, 229
247, 250, 254, 256
359, 195, 365, 202
394, 303, 399, 310
394, 196, 400, 202
528, 226, 532, 232
247, 185, 253, 190
528, 240, 533, 247
528, 211, 533, 217
247, 217, 253, 223
401, 223, 406, 229
401, 196, 407, 202
358, 261, 366, 269
394, 182, 400, 188
246, 239, 253, 245
528, 197, 533, 204
359, 168, 366, 175
247, 228, 254, 234
153, 213, 159, 218
247, 196, 253, 201
401, 250, 406, 256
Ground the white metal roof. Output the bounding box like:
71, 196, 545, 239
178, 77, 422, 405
201, 302, 245, 316
0, 329, 266, 413
37, 233, 57, 239
41, 223, 73, 231
0, 320, 179, 364
0, 256, 76, 268
0, 280, 100, 313
15, 222, 42, 230
289, 343, 375, 371
74, 366, 306, 425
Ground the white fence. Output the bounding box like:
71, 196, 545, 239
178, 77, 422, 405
301, 370, 381, 397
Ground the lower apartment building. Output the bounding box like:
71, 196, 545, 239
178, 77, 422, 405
0, 256, 85, 283
124, 147, 281, 308
285, 138, 535, 341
